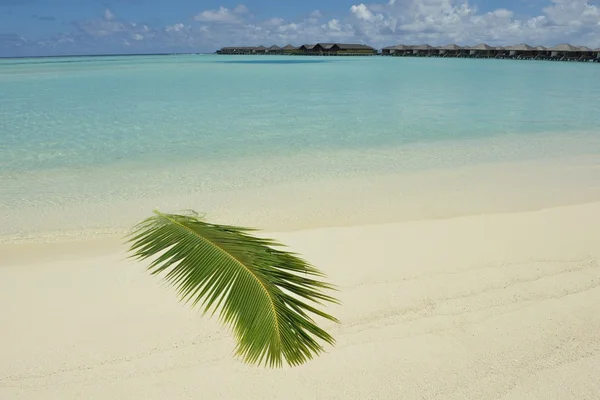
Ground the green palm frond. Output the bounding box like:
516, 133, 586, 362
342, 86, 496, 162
126, 210, 339, 368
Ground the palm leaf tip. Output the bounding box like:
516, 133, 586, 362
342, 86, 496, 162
126, 210, 340, 367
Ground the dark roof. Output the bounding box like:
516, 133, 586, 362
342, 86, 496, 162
317, 43, 337, 49
439, 44, 462, 50
299, 43, 374, 50
333, 43, 375, 50
221, 46, 256, 50
549, 43, 577, 51
383, 44, 412, 50
505, 44, 535, 51
268, 45, 281, 50
469, 43, 494, 50
412, 44, 434, 50
254, 45, 267, 50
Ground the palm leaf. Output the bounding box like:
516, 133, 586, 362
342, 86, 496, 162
126, 210, 339, 367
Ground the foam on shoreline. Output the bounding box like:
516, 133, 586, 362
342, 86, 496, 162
3, 149, 600, 243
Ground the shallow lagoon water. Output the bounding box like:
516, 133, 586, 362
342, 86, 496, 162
1, 54, 600, 238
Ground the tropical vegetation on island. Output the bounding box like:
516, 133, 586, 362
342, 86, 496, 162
127, 210, 339, 368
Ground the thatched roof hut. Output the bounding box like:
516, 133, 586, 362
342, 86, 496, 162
317, 43, 336, 50
382, 44, 412, 55
469, 43, 494, 50
438, 44, 464, 56
412, 44, 434, 55
505, 44, 535, 51
412, 44, 434, 50
390, 45, 413, 50
548, 43, 578, 59
316, 43, 375, 51
300, 43, 376, 55
438, 44, 462, 50
503, 44, 536, 57
217, 46, 256, 54
468, 43, 496, 57
283, 44, 297, 50
549, 43, 577, 52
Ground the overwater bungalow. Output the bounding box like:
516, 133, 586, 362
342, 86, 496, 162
438, 44, 463, 57
314, 43, 335, 53
554, 44, 595, 61
494, 46, 509, 59
267, 45, 282, 54
299, 43, 377, 56
217, 42, 599, 62
253, 45, 268, 54
282, 44, 298, 54
335, 43, 378, 55
575, 46, 595, 61
534, 46, 550, 60
468, 43, 496, 58
299, 44, 317, 54
549, 44, 577, 60
505, 44, 536, 59
217, 46, 256, 55
382, 44, 412, 56
412, 44, 435, 56
381, 45, 396, 56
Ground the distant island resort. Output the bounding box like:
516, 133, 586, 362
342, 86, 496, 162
217, 42, 600, 62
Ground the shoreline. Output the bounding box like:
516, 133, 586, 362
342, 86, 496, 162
2, 151, 600, 244
2, 198, 600, 254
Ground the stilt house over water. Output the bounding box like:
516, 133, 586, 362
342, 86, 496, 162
380, 43, 600, 62
217, 42, 599, 62
217, 43, 377, 56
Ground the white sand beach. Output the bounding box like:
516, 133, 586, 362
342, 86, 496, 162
1, 195, 600, 399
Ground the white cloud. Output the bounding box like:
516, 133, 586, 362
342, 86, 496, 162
104, 9, 116, 21
194, 7, 243, 23
326, 19, 342, 31
4, 0, 600, 57
345, 0, 600, 47
350, 4, 383, 22
165, 23, 185, 32
264, 17, 284, 27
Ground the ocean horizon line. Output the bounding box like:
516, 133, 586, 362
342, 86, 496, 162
0, 52, 212, 60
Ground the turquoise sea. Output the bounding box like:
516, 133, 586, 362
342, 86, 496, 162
1, 55, 600, 239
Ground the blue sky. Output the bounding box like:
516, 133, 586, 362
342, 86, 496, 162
1, 0, 599, 57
